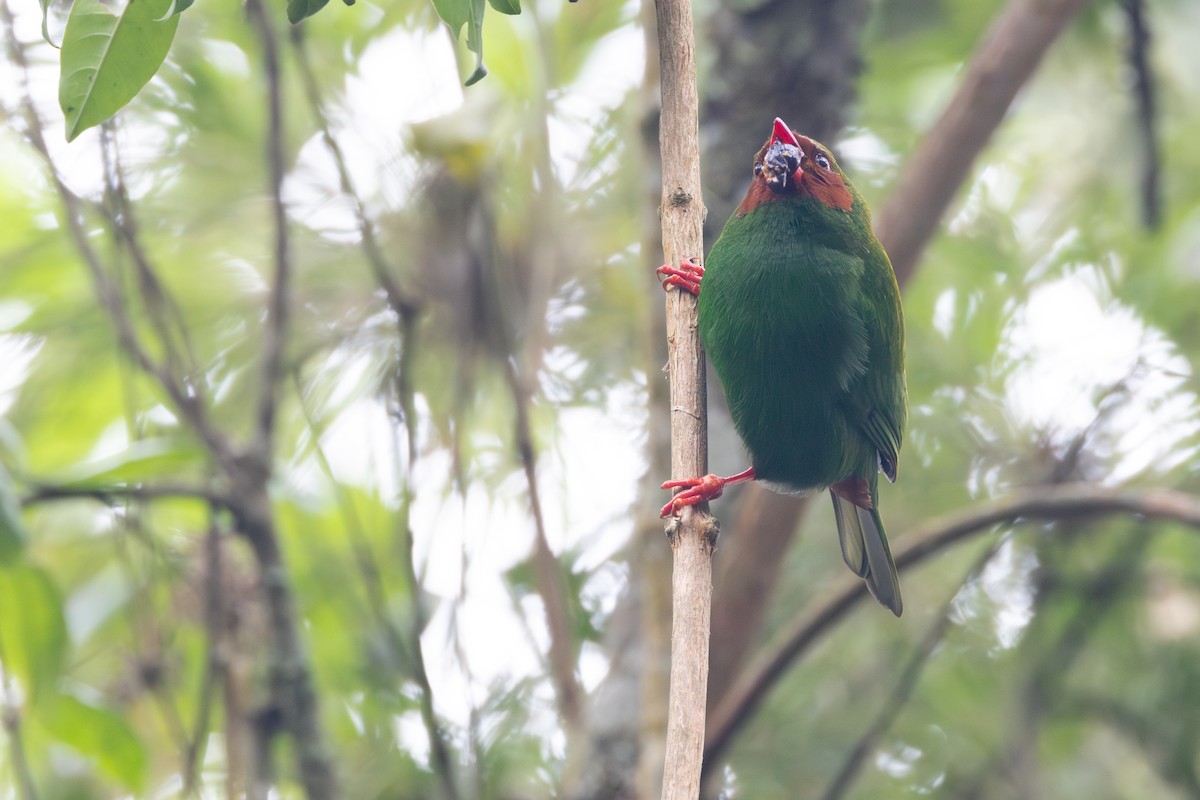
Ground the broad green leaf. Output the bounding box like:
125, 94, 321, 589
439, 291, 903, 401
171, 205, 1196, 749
41, 692, 148, 792
58, 0, 180, 141
160, 0, 195, 17
0, 564, 67, 699
0, 465, 25, 563
431, 0, 488, 85
287, 0, 329, 24
44, 437, 205, 486
487, 0, 520, 15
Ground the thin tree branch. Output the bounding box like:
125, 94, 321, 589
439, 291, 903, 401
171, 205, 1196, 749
704, 483, 1200, 769
289, 28, 421, 320
874, 0, 1092, 285
655, 0, 716, 797
182, 517, 224, 798
296, 373, 461, 800
21, 480, 224, 507
818, 540, 1004, 800
99, 124, 205, 391
386, 309, 457, 800
247, 0, 291, 466
1121, 0, 1161, 229
506, 363, 585, 730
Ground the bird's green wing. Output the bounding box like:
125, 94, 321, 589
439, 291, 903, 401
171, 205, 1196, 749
845, 241, 907, 481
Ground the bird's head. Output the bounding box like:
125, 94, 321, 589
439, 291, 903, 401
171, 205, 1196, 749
738, 118, 855, 216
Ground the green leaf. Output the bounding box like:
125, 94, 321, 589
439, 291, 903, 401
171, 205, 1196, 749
0, 564, 68, 699
58, 0, 180, 141
431, 0, 488, 85
41, 692, 148, 792
287, 0, 330, 24
39, 0, 54, 46
44, 437, 205, 486
160, 0, 195, 17
487, 0, 519, 15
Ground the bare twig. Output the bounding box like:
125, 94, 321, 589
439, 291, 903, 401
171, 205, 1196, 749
297, 373, 461, 800
289, 28, 420, 319
247, 0, 291, 465
704, 483, 1200, 768
1121, 0, 1161, 229
654, 0, 717, 797
380, 309, 452, 793
874, 0, 1092, 285
99, 124, 209, 409
506, 363, 584, 729
182, 517, 224, 797
21, 480, 224, 507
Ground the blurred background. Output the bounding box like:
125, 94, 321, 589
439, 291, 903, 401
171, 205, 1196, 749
3, 0, 1200, 797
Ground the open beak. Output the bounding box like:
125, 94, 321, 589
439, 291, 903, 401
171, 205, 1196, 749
761, 117, 804, 193
771, 117, 800, 148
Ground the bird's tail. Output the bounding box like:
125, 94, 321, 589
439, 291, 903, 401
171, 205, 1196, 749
830, 480, 903, 617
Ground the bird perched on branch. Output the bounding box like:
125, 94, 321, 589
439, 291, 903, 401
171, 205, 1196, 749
658, 118, 907, 616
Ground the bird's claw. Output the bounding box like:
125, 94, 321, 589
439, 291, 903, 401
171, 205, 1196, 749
657, 257, 704, 296
659, 473, 725, 518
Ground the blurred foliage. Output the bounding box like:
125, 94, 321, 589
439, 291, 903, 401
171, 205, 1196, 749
3, 0, 1200, 797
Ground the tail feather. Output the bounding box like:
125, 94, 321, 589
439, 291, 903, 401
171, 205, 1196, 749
830, 488, 903, 617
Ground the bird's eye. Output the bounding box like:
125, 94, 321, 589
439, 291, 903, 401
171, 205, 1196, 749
753, 163, 763, 176
815, 153, 831, 170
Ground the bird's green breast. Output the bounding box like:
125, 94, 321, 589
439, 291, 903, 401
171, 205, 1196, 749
699, 196, 902, 491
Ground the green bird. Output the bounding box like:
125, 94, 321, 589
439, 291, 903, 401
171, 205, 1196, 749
658, 117, 907, 616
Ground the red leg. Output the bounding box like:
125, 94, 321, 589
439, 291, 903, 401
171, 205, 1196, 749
660, 466, 756, 518
656, 257, 704, 296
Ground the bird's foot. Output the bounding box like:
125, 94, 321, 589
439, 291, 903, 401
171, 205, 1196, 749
656, 257, 704, 296
659, 467, 755, 517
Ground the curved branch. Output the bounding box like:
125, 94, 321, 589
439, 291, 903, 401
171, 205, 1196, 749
704, 483, 1200, 768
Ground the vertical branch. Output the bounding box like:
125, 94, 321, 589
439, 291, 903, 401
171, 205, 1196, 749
655, 0, 717, 797
507, 365, 584, 729
1121, 0, 1161, 229
247, 0, 291, 464
225, 5, 339, 798
182, 516, 224, 797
